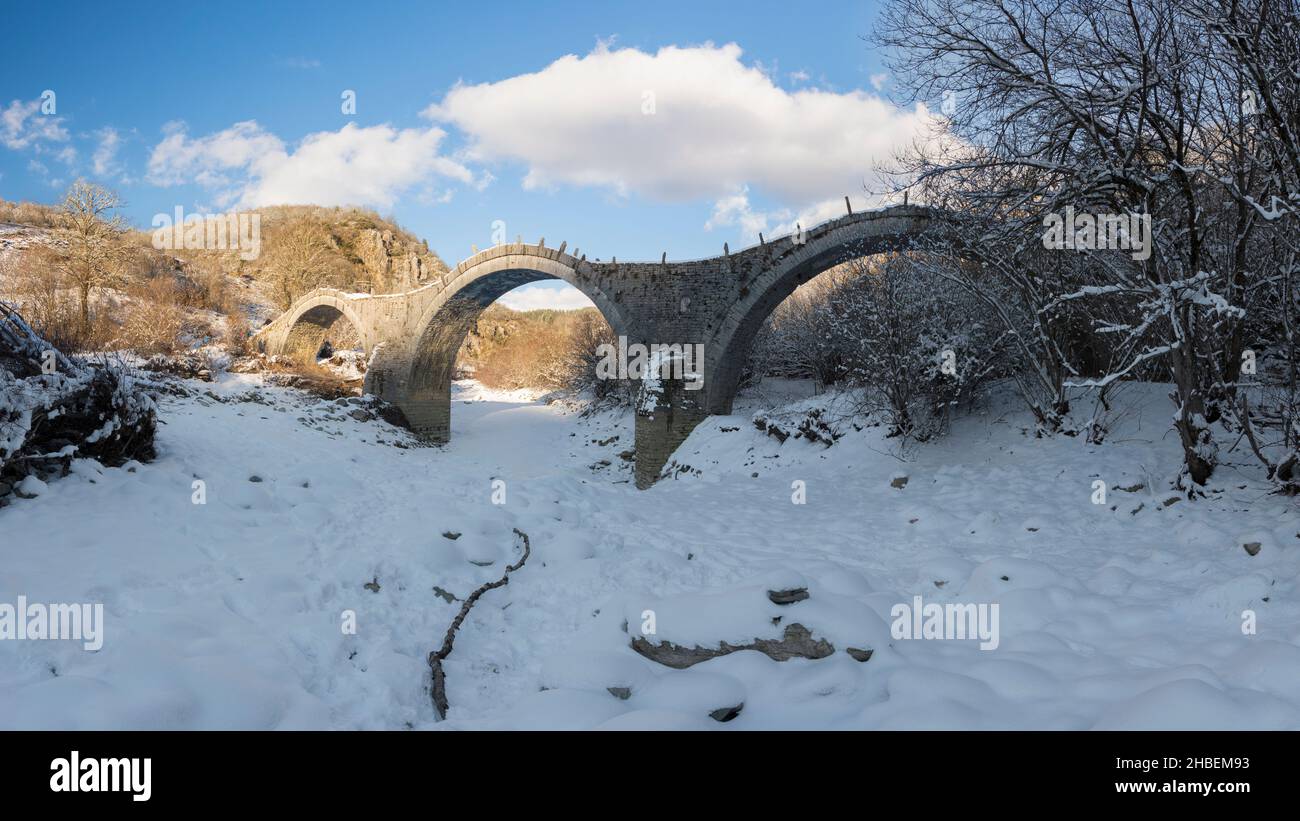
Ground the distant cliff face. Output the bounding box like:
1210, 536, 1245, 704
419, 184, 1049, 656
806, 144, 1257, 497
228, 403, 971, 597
354, 227, 447, 293
196, 205, 450, 298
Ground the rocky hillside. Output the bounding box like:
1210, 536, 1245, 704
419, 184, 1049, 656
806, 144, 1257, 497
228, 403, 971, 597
0, 198, 449, 301
221, 205, 450, 296
0, 195, 454, 357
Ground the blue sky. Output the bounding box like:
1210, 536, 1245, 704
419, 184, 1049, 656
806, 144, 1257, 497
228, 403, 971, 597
0, 1, 934, 308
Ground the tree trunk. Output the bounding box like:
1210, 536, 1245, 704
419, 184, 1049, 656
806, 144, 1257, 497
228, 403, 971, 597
78, 281, 90, 332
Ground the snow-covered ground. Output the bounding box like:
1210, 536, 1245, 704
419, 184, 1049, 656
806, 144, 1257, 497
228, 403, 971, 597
2, 374, 1298, 729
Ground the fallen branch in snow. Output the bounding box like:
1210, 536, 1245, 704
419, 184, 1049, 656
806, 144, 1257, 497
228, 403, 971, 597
427, 527, 532, 720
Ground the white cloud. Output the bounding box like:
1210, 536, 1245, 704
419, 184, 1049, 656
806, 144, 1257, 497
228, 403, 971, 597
704, 187, 771, 239
769, 194, 885, 237
706, 190, 894, 244
870, 73, 888, 91
2, 99, 69, 150
425, 42, 940, 213
243, 125, 474, 208
147, 120, 476, 209
147, 120, 283, 192
92, 127, 124, 177
496, 282, 596, 312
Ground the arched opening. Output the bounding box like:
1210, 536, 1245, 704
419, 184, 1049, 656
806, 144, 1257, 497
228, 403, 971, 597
707, 240, 916, 416
702, 207, 940, 418
454, 280, 614, 393
741, 257, 877, 407
721, 244, 997, 441
395, 261, 625, 441
281, 302, 368, 393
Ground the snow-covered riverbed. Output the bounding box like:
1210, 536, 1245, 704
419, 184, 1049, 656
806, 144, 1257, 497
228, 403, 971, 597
2, 376, 1297, 729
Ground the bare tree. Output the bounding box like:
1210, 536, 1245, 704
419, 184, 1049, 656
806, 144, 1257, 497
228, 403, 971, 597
52, 180, 130, 332
877, 0, 1295, 487
1190, 0, 1300, 489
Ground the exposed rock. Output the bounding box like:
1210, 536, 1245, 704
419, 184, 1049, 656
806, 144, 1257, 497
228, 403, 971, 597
1244, 541, 1262, 556
631, 623, 835, 669
709, 703, 744, 722
354, 228, 447, 292
140, 352, 216, 382
891, 475, 909, 489
766, 587, 810, 605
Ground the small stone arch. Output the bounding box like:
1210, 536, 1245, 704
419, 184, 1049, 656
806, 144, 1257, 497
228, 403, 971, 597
278, 294, 370, 363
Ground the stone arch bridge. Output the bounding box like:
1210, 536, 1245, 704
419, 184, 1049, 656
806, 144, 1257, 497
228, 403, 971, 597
257, 204, 936, 487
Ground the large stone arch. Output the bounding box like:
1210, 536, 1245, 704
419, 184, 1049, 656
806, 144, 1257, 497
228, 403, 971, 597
372, 244, 631, 440
702, 208, 935, 415
277, 292, 371, 362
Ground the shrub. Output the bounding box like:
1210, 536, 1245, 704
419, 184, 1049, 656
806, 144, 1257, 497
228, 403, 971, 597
119, 277, 186, 356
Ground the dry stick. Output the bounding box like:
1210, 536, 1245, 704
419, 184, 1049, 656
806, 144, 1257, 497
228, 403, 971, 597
428, 527, 532, 720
